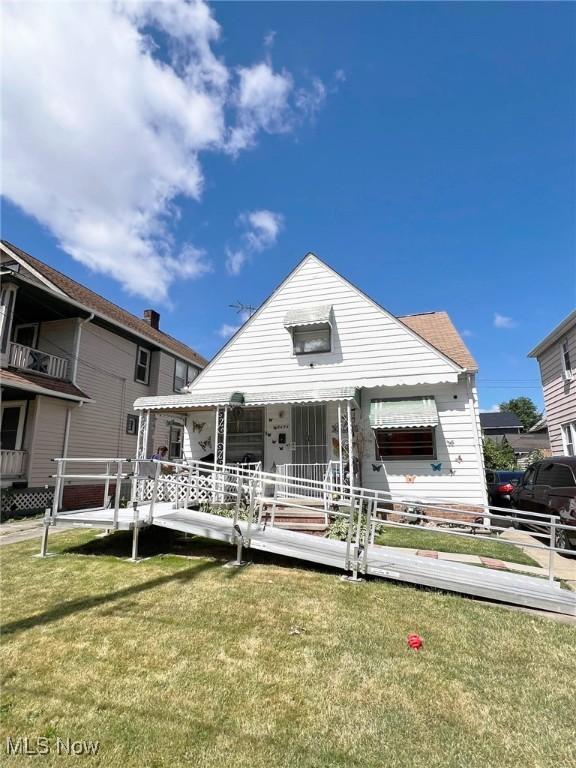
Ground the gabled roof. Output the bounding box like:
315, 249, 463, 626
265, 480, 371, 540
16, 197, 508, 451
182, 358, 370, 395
528, 310, 576, 358
1, 241, 207, 367
480, 411, 523, 429
398, 311, 477, 371
1, 368, 91, 402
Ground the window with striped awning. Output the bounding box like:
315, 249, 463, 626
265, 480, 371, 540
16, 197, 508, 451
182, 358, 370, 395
369, 397, 439, 429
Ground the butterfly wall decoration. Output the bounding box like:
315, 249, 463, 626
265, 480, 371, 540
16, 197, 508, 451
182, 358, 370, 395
192, 421, 205, 433
331, 424, 339, 434
449, 469, 456, 476
446, 440, 455, 447
372, 464, 382, 472
405, 474, 416, 484
199, 437, 212, 452
332, 437, 340, 451
430, 462, 442, 472
456, 455, 463, 464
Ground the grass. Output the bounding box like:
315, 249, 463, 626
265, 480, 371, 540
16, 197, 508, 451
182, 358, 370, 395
1, 528, 575, 768
375, 526, 539, 566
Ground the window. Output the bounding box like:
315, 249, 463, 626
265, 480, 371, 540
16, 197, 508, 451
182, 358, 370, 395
536, 461, 575, 488
174, 360, 199, 392
375, 428, 436, 459
292, 324, 331, 355
0, 401, 27, 450
561, 340, 573, 380
13, 323, 38, 348
561, 422, 576, 456
169, 425, 183, 460
135, 347, 151, 384
126, 414, 138, 435
226, 407, 264, 463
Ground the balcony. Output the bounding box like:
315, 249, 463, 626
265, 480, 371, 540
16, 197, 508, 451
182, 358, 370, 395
9, 341, 69, 380
0, 449, 27, 478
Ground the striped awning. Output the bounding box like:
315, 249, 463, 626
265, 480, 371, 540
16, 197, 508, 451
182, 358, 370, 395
284, 305, 333, 328
135, 386, 360, 411
369, 397, 438, 429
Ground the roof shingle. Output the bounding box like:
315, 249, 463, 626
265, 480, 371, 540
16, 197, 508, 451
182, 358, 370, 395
398, 311, 478, 371
1, 369, 91, 401
2, 241, 207, 367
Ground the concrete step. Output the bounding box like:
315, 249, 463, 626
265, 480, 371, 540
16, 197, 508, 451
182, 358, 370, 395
262, 508, 327, 519
265, 497, 325, 508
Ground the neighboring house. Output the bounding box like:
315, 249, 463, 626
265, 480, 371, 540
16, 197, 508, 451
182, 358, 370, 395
479, 411, 523, 437
528, 310, 576, 456
0, 240, 206, 509
134, 253, 487, 507
501, 433, 551, 469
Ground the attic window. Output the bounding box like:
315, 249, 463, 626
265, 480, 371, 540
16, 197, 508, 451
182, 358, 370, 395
292, 325, 331, 354
284, 305, 333, 355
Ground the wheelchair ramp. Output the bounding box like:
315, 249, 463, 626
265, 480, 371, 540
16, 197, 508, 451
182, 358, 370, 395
155, 509, 576, 616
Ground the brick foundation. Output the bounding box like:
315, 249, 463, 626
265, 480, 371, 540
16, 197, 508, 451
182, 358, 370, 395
61, 483, 131, 511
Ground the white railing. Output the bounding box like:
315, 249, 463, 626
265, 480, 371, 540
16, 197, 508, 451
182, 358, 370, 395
45, 455, 576, 585
9, 341, 69, 380
277, 463, 328, 498
0, 449, 27, 476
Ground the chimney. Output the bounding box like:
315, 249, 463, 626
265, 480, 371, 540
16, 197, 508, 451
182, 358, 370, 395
143, 309, 160, 330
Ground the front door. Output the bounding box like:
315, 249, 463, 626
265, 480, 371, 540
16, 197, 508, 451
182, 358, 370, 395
291, 404, 326, 464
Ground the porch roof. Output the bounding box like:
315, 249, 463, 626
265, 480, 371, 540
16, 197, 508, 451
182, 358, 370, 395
283, 304, 333, 328
134, 386, 360, 411
369, 397, 439, 429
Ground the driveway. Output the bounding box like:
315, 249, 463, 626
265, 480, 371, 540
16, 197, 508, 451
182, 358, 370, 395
500, 528, 576, 590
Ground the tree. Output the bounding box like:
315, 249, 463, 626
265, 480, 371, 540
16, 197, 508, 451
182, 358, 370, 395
498, 397, 541, 431
483, 438, 516, 470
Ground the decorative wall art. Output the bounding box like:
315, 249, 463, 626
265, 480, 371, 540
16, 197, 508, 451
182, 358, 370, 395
455, 455, 463, 464
199, 437, 212, 452
405, 474, 416, 484
431, 462, 442, 472
192, 421, 206, 433
372, 463, 382, 472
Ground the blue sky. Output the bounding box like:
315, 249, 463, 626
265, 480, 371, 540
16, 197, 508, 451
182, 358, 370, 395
2, 1, 575, 411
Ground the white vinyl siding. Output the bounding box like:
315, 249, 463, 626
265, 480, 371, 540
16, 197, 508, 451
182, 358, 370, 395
187, 256, 461, 396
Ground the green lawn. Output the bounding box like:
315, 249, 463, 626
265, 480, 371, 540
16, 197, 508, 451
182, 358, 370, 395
375, 526, 539, 566
1, 529, 574, 768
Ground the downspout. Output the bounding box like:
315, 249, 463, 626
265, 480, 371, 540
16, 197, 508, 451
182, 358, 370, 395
72, 312, 94, 384
465, 371, 489, 522
59, 312, 92, 506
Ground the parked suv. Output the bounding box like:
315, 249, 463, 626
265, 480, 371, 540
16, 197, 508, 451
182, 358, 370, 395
511, 457, 576, 552
486, 470, 524, 507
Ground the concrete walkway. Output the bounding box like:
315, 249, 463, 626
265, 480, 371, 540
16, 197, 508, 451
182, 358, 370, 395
500, 529, 576, 590
0, 518, 73, 547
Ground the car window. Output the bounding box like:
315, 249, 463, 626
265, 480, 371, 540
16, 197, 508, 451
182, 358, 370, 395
537, 462, 575, 488
523, 466, 537, 486
486, 472, 495, 483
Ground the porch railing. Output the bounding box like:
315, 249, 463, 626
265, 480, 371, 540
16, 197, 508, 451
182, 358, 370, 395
9, 341, 69, 380
276, 463, 328, 498
0, 449, 27, 477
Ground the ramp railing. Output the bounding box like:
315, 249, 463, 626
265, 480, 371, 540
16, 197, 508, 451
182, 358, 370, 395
46, 455, 575, 585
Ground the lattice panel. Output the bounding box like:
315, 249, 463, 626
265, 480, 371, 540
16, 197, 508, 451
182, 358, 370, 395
2, 487, 54, 512
141, 474, 214, 505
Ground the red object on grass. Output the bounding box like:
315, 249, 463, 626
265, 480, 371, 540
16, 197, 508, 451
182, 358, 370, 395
407, 633, 423, 650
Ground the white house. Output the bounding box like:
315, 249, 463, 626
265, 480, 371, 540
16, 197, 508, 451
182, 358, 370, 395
134, 254, 487, 507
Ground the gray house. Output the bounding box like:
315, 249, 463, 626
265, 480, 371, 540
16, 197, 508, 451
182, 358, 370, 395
529, 310, 576, 456
0, 241, 206, 510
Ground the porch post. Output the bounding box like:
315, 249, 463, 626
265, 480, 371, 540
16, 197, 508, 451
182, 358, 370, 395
214, 405, 228, 502
337, 402, 344, 495
134, 409, 150, 502
346, 400, 354, 490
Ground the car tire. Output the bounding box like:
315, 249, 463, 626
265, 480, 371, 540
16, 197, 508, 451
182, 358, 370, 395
554, 527, 575, 552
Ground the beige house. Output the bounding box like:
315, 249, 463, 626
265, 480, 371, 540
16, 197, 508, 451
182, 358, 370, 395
528, 310, 576, 456
0, 240, 206, 510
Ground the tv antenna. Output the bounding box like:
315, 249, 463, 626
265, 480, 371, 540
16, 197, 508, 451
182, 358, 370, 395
229, 300, 256, 318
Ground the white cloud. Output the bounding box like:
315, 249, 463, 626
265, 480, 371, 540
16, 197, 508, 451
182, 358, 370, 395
1, 0, 325, 301
217, 323, 240, 338
480, 405, 501, 413
493, 313, 517, 329
460, 329, 474, 338
226, 209, 284, 275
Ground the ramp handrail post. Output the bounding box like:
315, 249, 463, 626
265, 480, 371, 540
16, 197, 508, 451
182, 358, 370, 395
39, 506, 51, 557
51, 459, 63, 523
149, 460, 160, 522
113, 460, 123, 529
362, 499, 374, 575
246, 476, 256, 547
103, 461, 110, 508
548, 517, 556, 584
130, 501, 140, 561
345, 489, 356, 572
271, 481, 278, 527
231, 474, 244, 564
